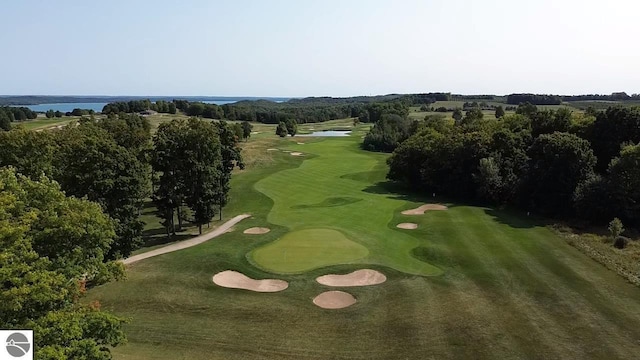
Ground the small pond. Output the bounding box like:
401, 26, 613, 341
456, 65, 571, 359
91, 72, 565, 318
298, 130, 352, 137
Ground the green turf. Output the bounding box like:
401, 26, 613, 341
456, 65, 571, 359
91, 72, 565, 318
86, 130, 640, 360
250, 137, 443, 276
12, 116, 80, 130
251, 228, 369, 273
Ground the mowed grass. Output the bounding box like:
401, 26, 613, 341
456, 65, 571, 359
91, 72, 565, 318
87, 133, 640, 360
252, 228, 369, 273
251, 138, 442, 276
12, 116, 81, 130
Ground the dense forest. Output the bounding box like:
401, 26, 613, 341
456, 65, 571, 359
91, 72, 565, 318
0, 114, 245, 358
363, 103, 640, 242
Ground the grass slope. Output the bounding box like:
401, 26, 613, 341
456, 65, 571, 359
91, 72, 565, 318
87, 132, 640, 360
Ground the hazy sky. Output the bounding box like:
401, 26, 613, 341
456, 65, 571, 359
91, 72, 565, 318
1, 0, 638, 97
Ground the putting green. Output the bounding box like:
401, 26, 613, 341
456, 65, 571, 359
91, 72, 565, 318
250, 137, 443, 276
251, 228, 369, 273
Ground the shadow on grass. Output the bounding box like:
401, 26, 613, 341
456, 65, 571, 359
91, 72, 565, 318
483, 208, 551, 229
140, 233, 193, 249
365, 180, 550, 230
362, 180, 451, 204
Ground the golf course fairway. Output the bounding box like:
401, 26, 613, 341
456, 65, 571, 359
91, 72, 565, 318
87, 129, 640, 360
250, 137, 443, 276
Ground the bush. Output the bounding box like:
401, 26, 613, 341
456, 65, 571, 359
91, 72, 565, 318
614, 236, 628, 249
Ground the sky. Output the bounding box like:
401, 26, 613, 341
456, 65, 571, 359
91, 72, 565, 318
1, 0, 638, 97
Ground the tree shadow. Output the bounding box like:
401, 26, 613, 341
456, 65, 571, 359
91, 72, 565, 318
142, 227, 168, 237
362, 180, 455, 205
140, 233, 194, 249
364, 180, 550, 230
483, 208, 551, 229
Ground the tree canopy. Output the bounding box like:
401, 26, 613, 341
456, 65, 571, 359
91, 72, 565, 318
0, 167, 126, 359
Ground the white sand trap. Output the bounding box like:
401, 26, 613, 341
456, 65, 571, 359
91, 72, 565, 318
267, 148, 278, 151
212, 270, 288, 292
401, 204, 448, 215
297, 142, 305, 145
397, 223, 418, 230
313, 291, 356, 309
316, 269, 387, 287
243, 227, 271, 235
290, 152, 304, 156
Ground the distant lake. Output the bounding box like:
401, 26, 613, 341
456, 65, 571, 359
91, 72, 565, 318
202, 100, 237, 105
15, 103, 108, 113
15, 100, 277, 113
202, 100, 285, 105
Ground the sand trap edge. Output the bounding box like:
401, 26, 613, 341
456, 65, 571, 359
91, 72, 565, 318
212, 270, 288, 293
313, 291, 357, 309
401, 204, 448, 215
316, 269, 387, 287
243, 227, 271, 235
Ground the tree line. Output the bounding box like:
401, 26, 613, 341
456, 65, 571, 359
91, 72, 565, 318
507, 94, 563, 105
0, 106, 38, 130
379, 104, 640, 239
102, 99, 177, 114
0, 115, 244, 357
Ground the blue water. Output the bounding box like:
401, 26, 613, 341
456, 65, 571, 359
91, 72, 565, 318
15, 99, 286, 113
298, 130, 352, 137
202, 100, 237, 105
16, 103, 108, 112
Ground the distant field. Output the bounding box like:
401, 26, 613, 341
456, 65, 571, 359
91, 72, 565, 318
565, 100, 640, 110
11, 116, 80, 130
88, 131, 640, 360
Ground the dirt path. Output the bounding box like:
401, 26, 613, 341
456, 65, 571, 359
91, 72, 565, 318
122, 214, 252, 265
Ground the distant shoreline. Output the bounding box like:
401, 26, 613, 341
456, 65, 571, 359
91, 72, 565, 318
0, 96, 292, 106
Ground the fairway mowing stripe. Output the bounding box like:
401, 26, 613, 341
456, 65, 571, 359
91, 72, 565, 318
472, 208, 637, 358
436, 208, 567, 358
522, 228, 640, 323
485, 219, 640, 354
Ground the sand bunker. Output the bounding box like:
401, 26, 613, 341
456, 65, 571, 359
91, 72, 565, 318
397, 223, 418, 230
290, 152, 304, 156
313, 291, 356, 309
267, 148, 278, 151
243, 227, 271, 235
296, 142, 305, 145
212, 270, 288, 292
401, 204, 448, 215
316, 269, 387, 287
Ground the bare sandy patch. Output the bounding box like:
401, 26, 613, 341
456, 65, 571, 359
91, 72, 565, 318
243, 227, 271, 235
397, 223, 418, 230
290, 152, 304, 156
316, 269, 387, 287
402, 204, 448, 215
313, 291, 356, 309
212, 270, 288, 292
